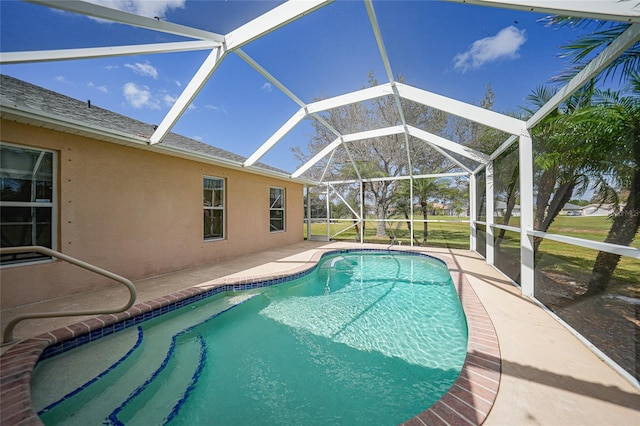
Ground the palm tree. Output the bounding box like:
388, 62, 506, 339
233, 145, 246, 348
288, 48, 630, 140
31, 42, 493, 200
523, 86, 593, 255
547, 18, 639, 84
553, 74, 640, 295
548, 17, 640, 294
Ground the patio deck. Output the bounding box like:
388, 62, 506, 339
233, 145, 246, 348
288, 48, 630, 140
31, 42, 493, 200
1, 241, 639, 425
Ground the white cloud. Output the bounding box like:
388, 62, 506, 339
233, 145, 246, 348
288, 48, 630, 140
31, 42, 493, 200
192, 135, 204, 142
163, 93, 177, 107
122, 82, 160, 109
88, 81, 108, 93
205, 104, 227, 114
55, 75, 65, 82
262, 82, 273, 93
86, 0, 185, 19
124, 61, 159, 79
453, 26, 526, 72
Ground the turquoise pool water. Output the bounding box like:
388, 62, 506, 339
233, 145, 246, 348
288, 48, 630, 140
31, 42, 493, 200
33, 251, 468, 425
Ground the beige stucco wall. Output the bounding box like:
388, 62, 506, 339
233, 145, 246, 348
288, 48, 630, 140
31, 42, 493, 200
0, 120, 304, 308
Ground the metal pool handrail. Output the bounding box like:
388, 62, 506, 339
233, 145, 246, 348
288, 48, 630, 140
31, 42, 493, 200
0, 246, 137, 346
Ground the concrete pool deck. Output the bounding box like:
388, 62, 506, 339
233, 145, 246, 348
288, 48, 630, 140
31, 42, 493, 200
1, 241, 639, 425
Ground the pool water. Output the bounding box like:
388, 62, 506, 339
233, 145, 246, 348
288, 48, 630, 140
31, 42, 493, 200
33, 252, 468, 425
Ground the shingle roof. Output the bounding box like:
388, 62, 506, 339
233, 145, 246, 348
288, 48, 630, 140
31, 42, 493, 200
0, 74, 287, 175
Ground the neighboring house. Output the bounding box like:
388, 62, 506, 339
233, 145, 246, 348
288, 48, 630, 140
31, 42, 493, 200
494, 201, 520, 217
581, 203, 624, 217
560, 202, 625, 217
561, 203, 584, 216
0, 75, 304, 308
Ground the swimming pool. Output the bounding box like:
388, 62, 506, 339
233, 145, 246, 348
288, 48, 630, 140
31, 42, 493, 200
0, 247, 501, 425
31, 251, 468, 425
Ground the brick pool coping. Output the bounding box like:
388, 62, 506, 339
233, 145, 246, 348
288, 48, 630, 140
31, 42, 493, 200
0, 249, 500, 425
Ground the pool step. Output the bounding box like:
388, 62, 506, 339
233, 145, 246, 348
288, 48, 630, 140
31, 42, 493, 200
108, 334, 207, 425
36, 294, 250, 425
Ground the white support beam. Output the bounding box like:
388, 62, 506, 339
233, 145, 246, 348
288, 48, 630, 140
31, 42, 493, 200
445, 0, 640, 24
397, 83, 524, 135
528, 231, 640, 259
342, 142, 363, 182
527, 23, 640, 129
427, 143, 474, 174
320, 149, 336, 183
324, 172, 468, 185
485, 161, 495, 265
342, 125, 405, 142
470, 173, 477, 251
364, 0, 395, 89
244, 108, 307, 167
292, 137, 343, 178
224, 0, 334, 51
519, 129, 535, 297
310, 114, 342, 138
150, 47, 225, 144
0, 41, 219, 64
235, 49, 306, 108
329, 184, 360, 219
407, 125, 490, 163
306, 84, 394, 114
235, 49, 342, 140
488, 135, 519, 162
364, 0, 409, 135
28, 0, 225, 42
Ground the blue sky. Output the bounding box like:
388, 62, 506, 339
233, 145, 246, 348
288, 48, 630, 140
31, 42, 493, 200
0, 0, 602, 172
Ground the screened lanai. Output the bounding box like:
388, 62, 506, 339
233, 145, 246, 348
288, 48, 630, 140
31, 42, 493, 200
1, 0, 639, 387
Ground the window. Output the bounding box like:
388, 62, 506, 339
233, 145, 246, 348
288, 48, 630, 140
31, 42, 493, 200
270, 187, 285, 232
1, 143, 56, 265
203, 177, 224, 240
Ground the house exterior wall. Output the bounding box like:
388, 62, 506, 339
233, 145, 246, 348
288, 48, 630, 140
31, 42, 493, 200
0, 121, 304, 308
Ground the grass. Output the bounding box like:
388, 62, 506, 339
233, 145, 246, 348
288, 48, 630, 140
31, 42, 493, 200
304, 215, 640, 293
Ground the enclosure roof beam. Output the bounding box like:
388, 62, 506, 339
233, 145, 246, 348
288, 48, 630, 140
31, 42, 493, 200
292, 137, 343, 178
342, 125, 405, 142
0, 41, 220, 65
428, 143, 475, 174
224, 0, 334, 51
396, 83, 524, 136
407, 126, 490, 163
235, 48, 306, 108
237, 49, 343, 167
445, 0, 640, 24
28, 0, 226, 42
244, 108, 308, 167
306, 84, 394, 114
292, 125, 404, 179
365, 0, 407, 127
150, 47, 225, 144
527, 23, 640, 129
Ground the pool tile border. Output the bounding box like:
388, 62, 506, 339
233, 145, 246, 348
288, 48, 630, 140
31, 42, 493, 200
0, 249, 500, 425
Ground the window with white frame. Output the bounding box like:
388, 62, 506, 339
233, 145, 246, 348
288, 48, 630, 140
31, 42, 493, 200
1, 143, 56, 265
203, 177, 224, 240
270, 187, 285, 232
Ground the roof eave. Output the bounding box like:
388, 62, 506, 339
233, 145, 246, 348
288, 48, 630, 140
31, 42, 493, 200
0, 102, 308, 185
